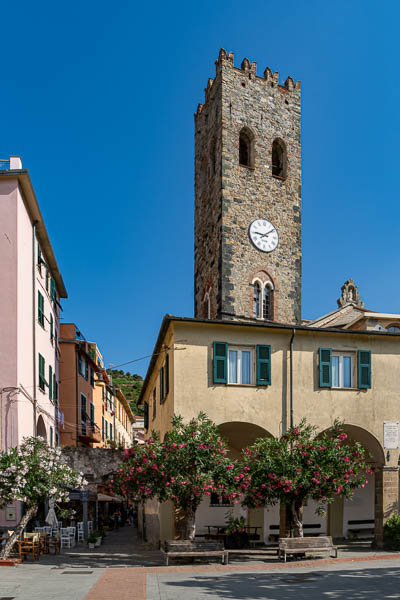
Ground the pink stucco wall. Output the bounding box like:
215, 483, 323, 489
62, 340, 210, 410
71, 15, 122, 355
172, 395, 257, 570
0, 179, 18, 451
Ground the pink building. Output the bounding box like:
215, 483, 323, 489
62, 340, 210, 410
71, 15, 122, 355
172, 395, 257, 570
0, 156, 67, 527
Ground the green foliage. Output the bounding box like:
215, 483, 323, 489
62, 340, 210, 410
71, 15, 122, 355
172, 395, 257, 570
88, 533, 98, 543
383, 513, 400, 549
241, 420, 371, 510
225, 512, 246, 534
112, 412, 240, 512
108, 369, 143, 416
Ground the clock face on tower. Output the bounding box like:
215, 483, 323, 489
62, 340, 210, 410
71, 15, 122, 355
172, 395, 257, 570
249, 218, 279, 253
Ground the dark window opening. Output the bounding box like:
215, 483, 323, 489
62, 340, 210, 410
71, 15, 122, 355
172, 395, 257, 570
239, 130, 251, 166
272, 138, 287, 179
253, 282, 260, 318
263, 286, 273, 320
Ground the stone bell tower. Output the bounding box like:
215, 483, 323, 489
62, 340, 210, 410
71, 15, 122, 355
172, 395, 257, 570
194, 49, 302, 324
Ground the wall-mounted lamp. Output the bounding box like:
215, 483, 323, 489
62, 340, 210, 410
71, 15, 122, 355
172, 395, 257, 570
386, 450, 391, 462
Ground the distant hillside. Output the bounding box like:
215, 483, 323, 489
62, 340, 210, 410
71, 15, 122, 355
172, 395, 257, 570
109, 369, 144, 416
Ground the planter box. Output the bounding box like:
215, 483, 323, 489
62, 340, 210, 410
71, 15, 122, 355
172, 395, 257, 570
88, 543, 96, 549
95, 538, 101, 547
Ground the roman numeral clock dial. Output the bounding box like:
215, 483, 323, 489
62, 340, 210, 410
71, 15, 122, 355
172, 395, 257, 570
249, 219, 279, 252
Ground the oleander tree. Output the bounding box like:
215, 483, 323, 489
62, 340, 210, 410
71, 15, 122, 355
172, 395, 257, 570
240, 420, 371, 537
0, 437, 86, 560
112, 412, 240, 540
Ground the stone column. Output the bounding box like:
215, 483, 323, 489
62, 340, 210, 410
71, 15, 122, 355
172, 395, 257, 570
328, 496, 344, 539
374, 466, 399, 547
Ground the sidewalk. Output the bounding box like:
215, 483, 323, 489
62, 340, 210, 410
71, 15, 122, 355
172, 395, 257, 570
2, 528, 400, 600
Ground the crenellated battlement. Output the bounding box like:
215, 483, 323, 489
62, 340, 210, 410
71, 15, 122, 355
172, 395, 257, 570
195, 48, 300, 117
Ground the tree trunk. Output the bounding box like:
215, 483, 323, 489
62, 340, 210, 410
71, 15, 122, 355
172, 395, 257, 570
175, 505, 196, 541
0, 505, 38, 560
290, 500, 303, 538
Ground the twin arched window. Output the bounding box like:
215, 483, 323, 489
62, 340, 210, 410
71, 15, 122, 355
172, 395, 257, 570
253, 280, 273, 320
239, 130, 287, 179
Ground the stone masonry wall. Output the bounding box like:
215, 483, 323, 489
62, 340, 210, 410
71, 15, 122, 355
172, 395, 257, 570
194, 49, 302, 324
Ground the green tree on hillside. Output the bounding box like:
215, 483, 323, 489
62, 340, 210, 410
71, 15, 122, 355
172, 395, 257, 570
109, 369, 144, 415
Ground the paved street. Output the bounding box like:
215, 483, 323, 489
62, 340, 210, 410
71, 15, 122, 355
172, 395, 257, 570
146, 560, 400, 599
2, 527, 400, 600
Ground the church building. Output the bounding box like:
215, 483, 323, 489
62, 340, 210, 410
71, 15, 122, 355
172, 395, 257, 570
138, 49, 400, 547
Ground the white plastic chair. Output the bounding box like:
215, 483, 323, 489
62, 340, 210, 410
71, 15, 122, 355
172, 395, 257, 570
60, 529, 72, 549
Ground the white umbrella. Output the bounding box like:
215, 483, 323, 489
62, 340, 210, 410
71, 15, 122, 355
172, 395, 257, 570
45, 499, 58, 528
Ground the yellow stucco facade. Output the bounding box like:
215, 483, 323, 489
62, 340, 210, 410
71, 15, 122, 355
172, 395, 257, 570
140, 316, 400, 547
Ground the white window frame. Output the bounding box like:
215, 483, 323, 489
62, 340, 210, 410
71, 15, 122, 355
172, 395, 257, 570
331, 351, 355, 389
252, 278, 274, 320
227, 346, 254, 385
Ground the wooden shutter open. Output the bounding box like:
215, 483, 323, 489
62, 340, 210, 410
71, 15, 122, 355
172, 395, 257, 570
358, 350, 371, 389
256, 345, 271, 386
213, 342, 227, 383
319, 348, 332, 387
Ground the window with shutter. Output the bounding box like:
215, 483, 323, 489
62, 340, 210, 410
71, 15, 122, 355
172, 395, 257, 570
53, 374, 58, 401
102, 416, 105, 440
49, 365, 53, 400
85, 361, 89, 381
50, 277, 56, 302
50, 313, 54, 342
144, 403, 149, 430
319, 348, 332, 387
358, 350, 371, 389
213, 342, 228, 383
165, 353, 169, 396
38, 291, 45, 326
38, 354, 46, 391
256, 345, 271, 385
160, 366, 164, 403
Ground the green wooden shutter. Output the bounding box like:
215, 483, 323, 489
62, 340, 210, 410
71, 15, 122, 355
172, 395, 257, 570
85, 361, 89, 381
144, 403, 149, 430
358, 350, 371, 389
213, 342, 227, 383
102, 416, 105, 440
39, 354, 46, 390
256, 345, 271, 386
165, 353, 169, 396
50, 277, 56, 302
38, 291, 44, 326
160, 366, 164, 402
53, 373, 58, 401
49, 365, 53, 399
319, 348, 332, 387
50, 313, 54, 341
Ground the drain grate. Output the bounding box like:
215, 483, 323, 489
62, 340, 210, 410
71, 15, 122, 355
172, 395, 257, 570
0, 597, 15, 599
62, 571, 93, 575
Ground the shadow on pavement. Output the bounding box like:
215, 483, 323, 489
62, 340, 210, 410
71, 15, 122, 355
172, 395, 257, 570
157, 566, 400, 599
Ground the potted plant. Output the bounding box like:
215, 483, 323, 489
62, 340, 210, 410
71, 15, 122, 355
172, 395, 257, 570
94, 531, 102, 547
224, 513, 249, 549
88, 533, 97, 549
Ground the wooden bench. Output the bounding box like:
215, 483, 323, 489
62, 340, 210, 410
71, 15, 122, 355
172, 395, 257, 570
269, 523, 324, 543
278, 536, 337, 562
162, 540, 228, 566
347, 519, 374, 538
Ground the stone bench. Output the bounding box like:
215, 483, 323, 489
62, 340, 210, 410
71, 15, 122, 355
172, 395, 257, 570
162, 540, 228, 566
278, 536, 337, 562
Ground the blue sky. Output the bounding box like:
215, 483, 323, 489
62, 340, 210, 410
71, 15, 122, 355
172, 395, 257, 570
1, 1, 398, 377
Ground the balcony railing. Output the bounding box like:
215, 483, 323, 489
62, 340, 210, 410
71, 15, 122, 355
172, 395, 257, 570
79, 421, 102, 444
0, 159, 10, 171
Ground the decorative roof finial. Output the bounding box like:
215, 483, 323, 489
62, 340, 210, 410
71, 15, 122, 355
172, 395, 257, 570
337, 279, 364, 308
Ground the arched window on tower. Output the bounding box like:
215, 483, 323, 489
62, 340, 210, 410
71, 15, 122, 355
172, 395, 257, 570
253, 282, 261, 318
239, 128, 253, 167
263, 284, 273, 320
272, 138, 287, 179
